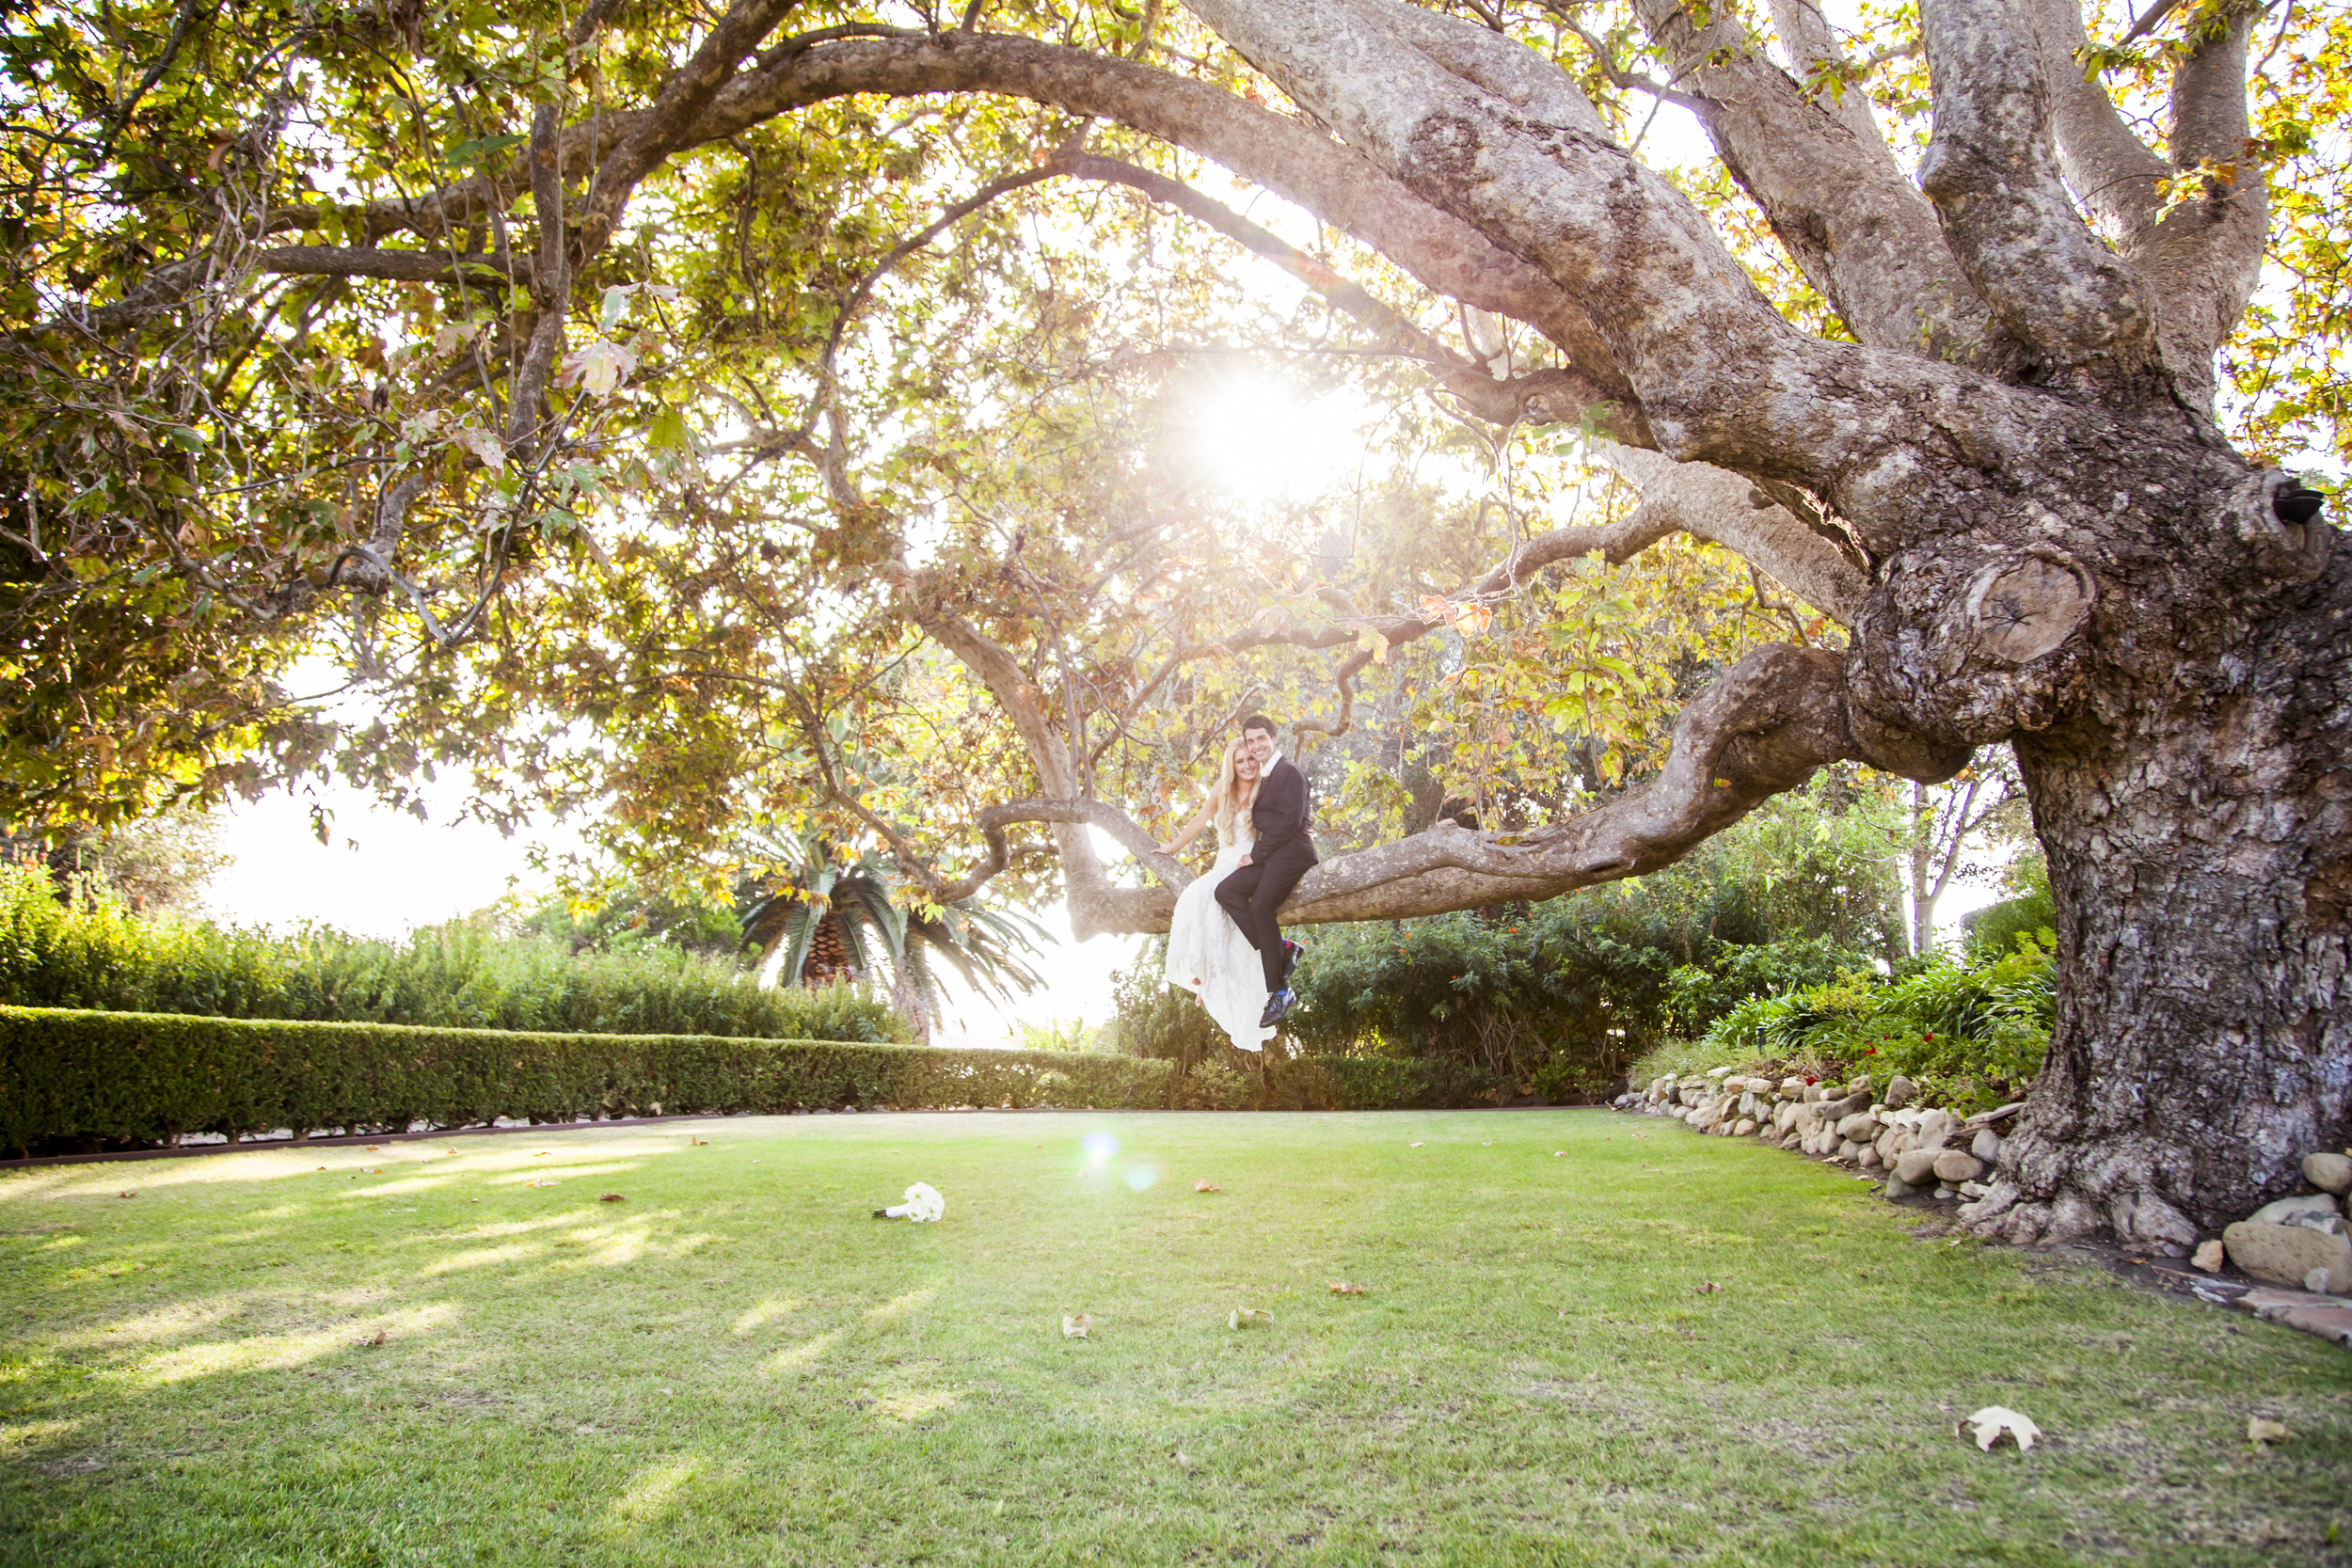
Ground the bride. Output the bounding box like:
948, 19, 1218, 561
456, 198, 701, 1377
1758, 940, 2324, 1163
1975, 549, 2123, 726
1153, 735, 1276, 1053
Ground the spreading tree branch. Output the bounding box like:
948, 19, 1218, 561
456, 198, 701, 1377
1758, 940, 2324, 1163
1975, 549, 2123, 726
1915, 0, 2162, 390
1629, 0, 2010, 370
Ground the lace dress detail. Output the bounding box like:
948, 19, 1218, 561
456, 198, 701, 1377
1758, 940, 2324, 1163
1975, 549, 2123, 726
1162, 821, 1275, 1053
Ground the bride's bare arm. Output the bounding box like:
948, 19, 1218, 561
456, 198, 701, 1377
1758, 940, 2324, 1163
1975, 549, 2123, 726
1153, 798, 1216, 856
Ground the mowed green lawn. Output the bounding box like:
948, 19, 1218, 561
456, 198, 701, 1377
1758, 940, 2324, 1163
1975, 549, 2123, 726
2, 1109, 2346, 1567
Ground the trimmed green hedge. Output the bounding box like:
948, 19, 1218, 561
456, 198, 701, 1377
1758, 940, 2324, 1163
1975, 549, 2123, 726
1276, 1055, 1502, 1111
0, 1006, 1172, 1156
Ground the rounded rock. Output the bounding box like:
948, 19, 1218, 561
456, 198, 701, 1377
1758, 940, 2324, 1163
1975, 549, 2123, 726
2304, 1152, 2352, 1197
1932, 1149, 1986, 1185
2223, 1221, 2352, 1293
2249, 1193, 2340, 1227
1894, 1148, 1943, 1186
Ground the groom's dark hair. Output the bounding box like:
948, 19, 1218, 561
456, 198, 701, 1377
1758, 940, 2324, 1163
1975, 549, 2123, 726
1240, 714, 1278, 738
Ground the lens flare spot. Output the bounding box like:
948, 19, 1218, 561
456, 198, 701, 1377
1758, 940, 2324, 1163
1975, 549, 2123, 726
1082, 1133, 1119, 1167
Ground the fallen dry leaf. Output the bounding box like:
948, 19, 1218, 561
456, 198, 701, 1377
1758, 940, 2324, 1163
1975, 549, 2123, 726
2248, 1418, 2291, 1445
1194, 1179, 1221, 1193
116, 1191, 135, 1198
366, 1145, 382, 1151
524, 1180, 559, 1189
1172, 1449, 1193, 1468
1695, 1280, 1724, 1294
1229, 1307, 1271, 1329
599, 1193, 626, 1203
1409, 1141, 1425, 1148
532, 1151, 549, 1158
1061, 1314, 1092, 1339
1552, 1150, 1567, 1158
365, 1329, 388, 1347
1481, 1142, 1493, 1147
1963, 1406, 2041, 1452
1327, 1280, 1368, 1295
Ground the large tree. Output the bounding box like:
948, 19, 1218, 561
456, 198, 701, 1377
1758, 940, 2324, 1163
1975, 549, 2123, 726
4, 0, 2346, 1248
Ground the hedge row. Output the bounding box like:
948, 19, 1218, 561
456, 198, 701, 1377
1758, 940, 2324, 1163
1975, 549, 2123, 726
0, 1006, 1172, 1156
1263, 1054, 1502, 1112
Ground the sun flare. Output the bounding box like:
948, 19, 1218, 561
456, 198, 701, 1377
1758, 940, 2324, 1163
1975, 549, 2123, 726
1183, 373, 1369, 503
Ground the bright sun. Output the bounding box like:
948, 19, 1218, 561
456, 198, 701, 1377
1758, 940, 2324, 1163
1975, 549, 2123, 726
1184, 373, 1369, 503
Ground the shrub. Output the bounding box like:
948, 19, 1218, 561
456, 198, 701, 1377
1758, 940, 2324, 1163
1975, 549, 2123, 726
0, 865, 907, 1041
1963, 852, 2057, 963
0, 1006, 1169, 1156
1271, 1053, 1500, 1111
1661, 936, 1877, 1038
1624, 1037, 1728, 1086
1677, 936, 2055, 1113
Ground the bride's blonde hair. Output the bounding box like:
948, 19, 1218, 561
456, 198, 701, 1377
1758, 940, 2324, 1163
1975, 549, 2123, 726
1211, 734, 1262, 846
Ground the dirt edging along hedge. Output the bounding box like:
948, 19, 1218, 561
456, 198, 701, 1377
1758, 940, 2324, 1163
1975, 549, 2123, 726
0, 1006, 1173, 1156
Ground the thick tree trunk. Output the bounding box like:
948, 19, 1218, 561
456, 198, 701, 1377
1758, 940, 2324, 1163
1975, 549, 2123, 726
1963, 542, 2352, 1248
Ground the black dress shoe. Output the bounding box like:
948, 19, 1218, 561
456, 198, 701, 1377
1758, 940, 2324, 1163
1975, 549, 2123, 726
1280, 939, 1302, 985
1258, 990, 1293, 1029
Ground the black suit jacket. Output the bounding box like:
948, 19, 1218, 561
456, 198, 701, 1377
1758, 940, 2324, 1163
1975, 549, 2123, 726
1248, 756, 1317, 863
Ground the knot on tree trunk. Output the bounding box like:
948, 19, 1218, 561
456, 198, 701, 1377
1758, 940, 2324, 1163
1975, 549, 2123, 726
1964, 547, 2095, 665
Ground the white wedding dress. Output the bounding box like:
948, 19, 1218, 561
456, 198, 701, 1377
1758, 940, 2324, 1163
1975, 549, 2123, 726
1164, 826, 1276, 1053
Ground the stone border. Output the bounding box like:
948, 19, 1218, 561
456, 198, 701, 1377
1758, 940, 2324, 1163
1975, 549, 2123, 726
1613, 1067, 2023, 1203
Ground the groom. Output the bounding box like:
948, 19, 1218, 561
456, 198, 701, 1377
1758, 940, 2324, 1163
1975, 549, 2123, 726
1216, 714, 1317, 1028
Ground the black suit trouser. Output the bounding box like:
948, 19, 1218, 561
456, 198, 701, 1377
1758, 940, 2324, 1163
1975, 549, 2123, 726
1215, 837, 1318, 991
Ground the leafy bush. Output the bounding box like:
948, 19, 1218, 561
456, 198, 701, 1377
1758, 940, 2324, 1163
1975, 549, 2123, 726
1963, 851, 2057, 963
1674, 936, 2055, 1112
1624, 1037, 1731, 1085
1011, 1016, 1108, 1053
0, 1006, 1168, 1156
0, 865, 907, 1042
1661, 936, 1878, 1038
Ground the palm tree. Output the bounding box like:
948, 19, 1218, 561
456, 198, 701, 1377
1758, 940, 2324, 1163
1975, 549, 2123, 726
735, 832, 1048, 1043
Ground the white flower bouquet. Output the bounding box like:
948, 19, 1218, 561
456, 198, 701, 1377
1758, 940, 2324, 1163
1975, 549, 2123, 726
873, 1182, 945, 1222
